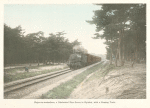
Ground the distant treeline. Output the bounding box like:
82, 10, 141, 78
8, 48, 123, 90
4, 24, 80, 65
87, 4, 146, 66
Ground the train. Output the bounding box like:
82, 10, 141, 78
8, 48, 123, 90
67, 52, 101, 69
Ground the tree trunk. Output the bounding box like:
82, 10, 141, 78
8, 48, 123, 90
135, 33, 139, 63
122, 29, 125, 66
131, 52, 135, 67
109, 39, 113, 65
109, 53, 112, 65
38, 60, 39, 66
118, 30, 122, 66
115, 48, 118, 67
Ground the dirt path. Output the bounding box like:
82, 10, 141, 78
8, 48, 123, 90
69, 63, 146, 99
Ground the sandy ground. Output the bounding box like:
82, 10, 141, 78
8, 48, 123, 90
69, 63, 146, 99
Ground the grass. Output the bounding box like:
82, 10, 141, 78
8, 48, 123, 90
4, 66, 68, 83
41, 62, 104, 99
4, 63, 64, 72
84, 63, 114, 82
4, 65, 41, 75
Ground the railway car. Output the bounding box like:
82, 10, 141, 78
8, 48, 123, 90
85, 54, 101, 65
67, 52, 101, 69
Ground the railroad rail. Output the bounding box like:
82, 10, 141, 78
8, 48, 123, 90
4, 61, 103, 94
4, 68, 71, 93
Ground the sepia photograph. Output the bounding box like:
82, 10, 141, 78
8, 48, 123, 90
3, 3, 146, 99
1, 1, 149, 108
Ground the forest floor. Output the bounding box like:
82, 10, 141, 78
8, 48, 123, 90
69, 62, 146, 99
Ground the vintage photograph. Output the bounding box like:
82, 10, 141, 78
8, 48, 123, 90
4, 4, 146, 99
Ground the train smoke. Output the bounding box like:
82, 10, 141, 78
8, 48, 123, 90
73, 45, 88, 54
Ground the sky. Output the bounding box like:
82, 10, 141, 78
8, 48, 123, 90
4, 4, 106, 54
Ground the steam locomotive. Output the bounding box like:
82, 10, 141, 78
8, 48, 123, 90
67, 52, 101, 69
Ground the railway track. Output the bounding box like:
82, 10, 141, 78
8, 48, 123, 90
4, 68, 72, 93
4, 61, 103, 96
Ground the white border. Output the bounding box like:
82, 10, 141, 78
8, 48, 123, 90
0, 0, 149, 108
